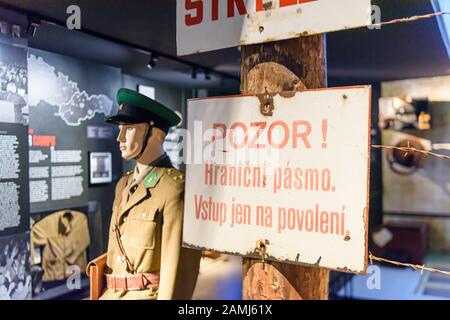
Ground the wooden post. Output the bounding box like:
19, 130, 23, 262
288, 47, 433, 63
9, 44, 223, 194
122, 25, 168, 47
241, 34, 330, 300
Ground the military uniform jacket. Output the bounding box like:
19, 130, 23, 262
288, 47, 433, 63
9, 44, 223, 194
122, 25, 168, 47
100, 156, 201, 300
31, 210, 90, 282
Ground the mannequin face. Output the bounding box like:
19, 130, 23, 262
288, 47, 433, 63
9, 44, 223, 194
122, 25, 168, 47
117, 123, 149, 160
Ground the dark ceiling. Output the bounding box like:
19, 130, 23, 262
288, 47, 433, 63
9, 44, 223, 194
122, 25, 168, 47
0, 0, 449, 91
327, 0, 450, 83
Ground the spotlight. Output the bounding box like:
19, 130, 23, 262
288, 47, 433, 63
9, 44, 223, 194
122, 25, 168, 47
151, 52, 159, 62
147, 52, 159, 70
147, 60, 156, 70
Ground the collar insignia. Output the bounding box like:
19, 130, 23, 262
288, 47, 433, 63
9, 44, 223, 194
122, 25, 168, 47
144, 172, 159, 188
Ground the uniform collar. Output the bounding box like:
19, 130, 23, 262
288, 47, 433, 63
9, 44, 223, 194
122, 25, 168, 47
148, 153, 172, 168
132, 153, 171, 185
132, 164, 151, 184
118, 166, 166, 218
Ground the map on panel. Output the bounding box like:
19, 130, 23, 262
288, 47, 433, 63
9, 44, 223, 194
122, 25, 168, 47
28, 54, 113, 126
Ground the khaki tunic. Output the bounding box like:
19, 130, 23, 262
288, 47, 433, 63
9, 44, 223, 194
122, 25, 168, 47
100, 165, 201, 300
31, 210, 90, 282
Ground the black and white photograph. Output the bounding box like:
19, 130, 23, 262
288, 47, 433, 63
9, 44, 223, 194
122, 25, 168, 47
89, 152, 112, 185
0, 232, 32, 300
0, 42, 28, 125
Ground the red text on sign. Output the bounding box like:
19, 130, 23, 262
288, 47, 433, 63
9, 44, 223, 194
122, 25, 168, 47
185, 0, 318, 26
212, 120, 314, 150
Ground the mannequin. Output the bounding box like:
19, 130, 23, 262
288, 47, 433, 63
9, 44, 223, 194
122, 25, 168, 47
87, 88, 201, 300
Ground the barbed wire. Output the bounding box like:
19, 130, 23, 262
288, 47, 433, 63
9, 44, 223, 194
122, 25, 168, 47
371, 144, 450, 160
371, 11, 450, 28
369, 252, 450, 276
369, 142, 450, 276
358, 8, 450, 278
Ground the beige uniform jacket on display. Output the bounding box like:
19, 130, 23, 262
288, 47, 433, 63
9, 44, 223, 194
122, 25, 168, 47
100, 155, 201, 300
31, 210, 90, 282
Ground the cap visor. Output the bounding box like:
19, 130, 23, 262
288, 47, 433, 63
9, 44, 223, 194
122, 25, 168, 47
105, 114, 143, 124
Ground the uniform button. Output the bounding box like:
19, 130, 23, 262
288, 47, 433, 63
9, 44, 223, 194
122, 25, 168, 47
123, 217, 127, 222
120, 236, 125, 241
114, 206, 118, 210
142, 213, 147, 218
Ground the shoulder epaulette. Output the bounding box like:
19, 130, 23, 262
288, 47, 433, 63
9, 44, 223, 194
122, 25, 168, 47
166, 168, 185, 182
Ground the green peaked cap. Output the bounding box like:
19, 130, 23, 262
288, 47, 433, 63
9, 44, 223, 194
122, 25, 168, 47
105, 88, 181, 133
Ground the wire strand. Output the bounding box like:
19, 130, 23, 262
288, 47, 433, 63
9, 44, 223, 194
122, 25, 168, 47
371, 11, 450, 28
367, 144, 450, 275
371, 145, 450, 160
369, 252, 450, 276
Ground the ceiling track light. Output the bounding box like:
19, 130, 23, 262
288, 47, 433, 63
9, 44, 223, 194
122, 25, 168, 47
147, 52, 159, 70
147, 60, 155, 70
204, 70, 211, 80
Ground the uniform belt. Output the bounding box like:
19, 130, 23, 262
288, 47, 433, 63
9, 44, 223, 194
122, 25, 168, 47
106, 273, 159, 291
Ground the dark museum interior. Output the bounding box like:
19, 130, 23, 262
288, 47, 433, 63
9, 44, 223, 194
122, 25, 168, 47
0, 0, 450, 301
